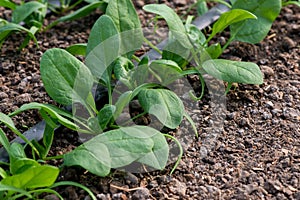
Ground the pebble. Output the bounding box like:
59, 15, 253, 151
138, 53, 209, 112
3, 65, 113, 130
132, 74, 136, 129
132, 188, 150, 200
260, 65, 274, 77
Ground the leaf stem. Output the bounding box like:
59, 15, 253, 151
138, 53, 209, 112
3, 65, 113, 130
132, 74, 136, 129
163, 134, 183, 175
143, 37, 162, 55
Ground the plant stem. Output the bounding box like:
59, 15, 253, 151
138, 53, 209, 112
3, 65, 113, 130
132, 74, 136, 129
143, 37, 162, 55
163, 134, 183, 175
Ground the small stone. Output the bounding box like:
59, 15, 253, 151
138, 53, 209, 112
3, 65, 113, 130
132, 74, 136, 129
125, 172, 139, 185
282, 36, 296, 50
260, 65, 274, 77
168, 179, 187, 196
0, 92, 8, 99
174, 0, 187, 6
44, 194, 60, 200
132, 188, 150, 200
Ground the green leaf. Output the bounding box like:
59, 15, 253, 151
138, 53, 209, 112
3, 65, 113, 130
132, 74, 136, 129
40, 48, 94, 105
137, 132, 169, 170
113, 56, 134, 88
114, 91, 132, 119
97, 105, 116, 130
0, 184, 32, 198
207, 9, 257, 42
10, 102, 78, 130
0, 112, 20, 136
202, 59, 263, 84
85, 15, 119, 84
12, 1, 46, 24
47, 2, 106, 29
0, 128, 10, 154
106, 0, 143, 57
205, 43, 222, 59
162, 39, 190, 68
1, 165, 59, 189
138, 89, 184, 129
66, 43, 87, 56
197, 0, 208, 15
0, 0, 16, 10
10, 158, 39, 175
149, 59, 182, 85
64, 126, 167, 176
231, 0, 281, 43
143, 4, 192, 49
0, 23, 38, 47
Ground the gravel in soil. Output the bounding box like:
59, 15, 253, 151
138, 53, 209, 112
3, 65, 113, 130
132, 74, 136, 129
0, 2, 300, 200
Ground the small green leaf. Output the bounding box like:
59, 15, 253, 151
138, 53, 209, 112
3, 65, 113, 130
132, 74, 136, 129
47, 2, 106, 29
197, 0, 208, 15
202, 59, 263, 84
10, 102, 78, 130
97, 104, 116, 130
40, 48, 94, 105
138, 89, 184, 129
10, 158, 39, 175
12, 1, 46, 24
231, 0, 281, 43
162, 39, 189, 68
143, 4, 192, 49
207, 9, 257, 42
1, 165, 59, 189
66, 43, 87, 56
205, 43, 222, 59
113, 56, 134, 88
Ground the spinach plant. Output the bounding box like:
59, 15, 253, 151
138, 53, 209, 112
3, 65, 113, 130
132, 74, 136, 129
0, 0, 107, 49
0, 113, 96, 200
5, 0, 283, 178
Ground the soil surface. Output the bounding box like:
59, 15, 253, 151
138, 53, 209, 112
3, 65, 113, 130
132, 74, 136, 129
0, 1, 299, 200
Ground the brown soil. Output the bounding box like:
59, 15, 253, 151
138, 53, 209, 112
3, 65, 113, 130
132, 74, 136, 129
0, 1, 299, 200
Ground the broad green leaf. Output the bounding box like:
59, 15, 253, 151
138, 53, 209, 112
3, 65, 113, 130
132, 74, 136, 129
0, 0, 16, 10
138, 89, 184, 129
64, 141, 111, 177
64, 126, 166, 176
143, 4, 192, 49
202, 59, 263, 84
106, 0, 143, 57
40, 48, 94, 105
85, 15, 119, 84
149, 59, 182, 85
66, 43, 87, 56
207, 9, 257, 42
231, 0, 281, 43
1, 165, 59, 189
137, 132, 168, 170
12, 1, 46, 24
47, 2, 106, 29
10, 102, 78, 130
